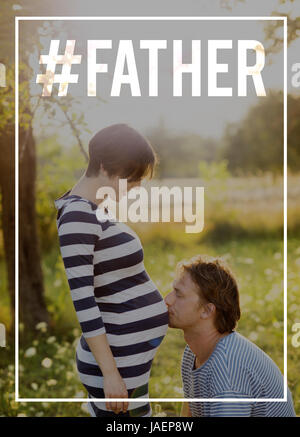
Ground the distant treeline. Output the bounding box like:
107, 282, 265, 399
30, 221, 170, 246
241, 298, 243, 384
146, 91, 300, 177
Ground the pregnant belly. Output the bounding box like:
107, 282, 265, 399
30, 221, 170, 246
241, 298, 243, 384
79, 295, 168, 366
100, 296, 169, 336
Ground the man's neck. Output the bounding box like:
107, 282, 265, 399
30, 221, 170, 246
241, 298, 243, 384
184, 327, 230, 368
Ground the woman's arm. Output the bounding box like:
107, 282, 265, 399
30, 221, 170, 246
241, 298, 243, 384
85, 334, 129, 414
57, 200, 128, 414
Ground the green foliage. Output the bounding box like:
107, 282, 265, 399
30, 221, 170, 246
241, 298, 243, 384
0, 66, 14, 131
222, 92, 284, 174
146, 120, 219, 178
198, 160, 233, 226
146, 91, 300, 177
36, 135, 86, 252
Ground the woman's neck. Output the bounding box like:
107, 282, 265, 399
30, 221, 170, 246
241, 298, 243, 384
70, 174, 107, 206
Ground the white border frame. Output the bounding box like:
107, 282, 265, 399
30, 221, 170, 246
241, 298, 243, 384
15, 16, 287, 404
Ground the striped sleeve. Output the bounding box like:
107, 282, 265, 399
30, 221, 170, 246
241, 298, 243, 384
57, 200, 106, 338
208, 392, 253, 417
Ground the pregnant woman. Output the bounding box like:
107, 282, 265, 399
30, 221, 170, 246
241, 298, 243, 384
54, 124, 169, 417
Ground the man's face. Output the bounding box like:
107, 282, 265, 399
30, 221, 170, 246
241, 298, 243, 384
164, 269, 203, 329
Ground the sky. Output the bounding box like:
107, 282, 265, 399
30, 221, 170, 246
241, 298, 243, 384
17, 0, 300, 142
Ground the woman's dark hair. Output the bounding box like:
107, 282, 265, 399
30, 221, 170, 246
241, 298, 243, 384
86, 123, 158, 182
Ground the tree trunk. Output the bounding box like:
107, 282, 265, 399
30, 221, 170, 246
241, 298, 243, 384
0, 128, 15, 325
18, 123, 49, 330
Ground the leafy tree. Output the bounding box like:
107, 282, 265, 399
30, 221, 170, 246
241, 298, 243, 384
221, 92, 300, 174
0, 1, 92, 330
146, 119, 219, 178
221, 92, 284, 174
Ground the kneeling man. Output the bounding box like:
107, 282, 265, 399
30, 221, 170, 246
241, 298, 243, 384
164, 255, 295, 417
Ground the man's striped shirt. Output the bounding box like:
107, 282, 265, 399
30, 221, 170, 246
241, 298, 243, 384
181, 331, 296, 417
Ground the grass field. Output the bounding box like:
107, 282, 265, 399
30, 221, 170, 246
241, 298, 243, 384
1, 231, 299, 417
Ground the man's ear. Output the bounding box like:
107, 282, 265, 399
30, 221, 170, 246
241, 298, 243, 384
200, 302, 216, 320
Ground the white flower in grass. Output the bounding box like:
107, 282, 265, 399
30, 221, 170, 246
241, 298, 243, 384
274, 252, 282, 260
56, 346, 66, 355
167, 254, 176, 267
240, 294, 252, 306
273, 321, 281, 329
66, 371, 74, 381
33, 340, 39, 346
47, 379, 57, 386
174, 386, 183, 395
162, 376, 171, 384
249, 332, 258, 342
41, 358, 52, 368
35, 412, 44, 417
42, 403, 49, 408
47, 336, 56, 344
35, 322, 47, 332
81, 403, 89, 414
54, 279, 62, 288
17, 413, 27, 417
31, 383, 38, 391
289, 304, 299, 313
153, 404, 167, 417
72, 328, 80, 337
74, 391, 85, 398
24, 347, 36, 358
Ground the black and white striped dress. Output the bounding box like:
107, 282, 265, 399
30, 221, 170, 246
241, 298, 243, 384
54, 190, 169, 417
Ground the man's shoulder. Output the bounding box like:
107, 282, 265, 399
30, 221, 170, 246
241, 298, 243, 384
181, 344, 194, 370
181, 343, 192, 361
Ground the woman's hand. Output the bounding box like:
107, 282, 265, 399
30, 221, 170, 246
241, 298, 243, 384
103, 370, 129, 414
84, 334, 129, 414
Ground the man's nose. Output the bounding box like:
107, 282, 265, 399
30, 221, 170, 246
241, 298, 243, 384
164, 291, 174, 307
